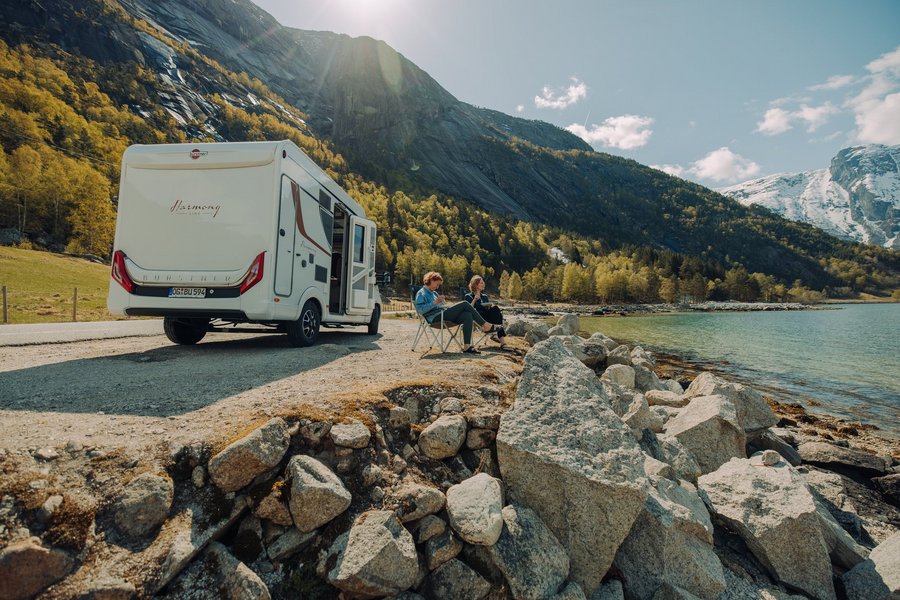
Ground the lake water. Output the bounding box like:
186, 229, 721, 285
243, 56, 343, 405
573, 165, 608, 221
579, 304, 900, 438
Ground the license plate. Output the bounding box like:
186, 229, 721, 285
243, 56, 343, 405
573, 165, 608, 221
168, 287, 206, 298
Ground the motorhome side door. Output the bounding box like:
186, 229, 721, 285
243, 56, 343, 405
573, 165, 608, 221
274, 177, 298, 296
346, 215, 376, 313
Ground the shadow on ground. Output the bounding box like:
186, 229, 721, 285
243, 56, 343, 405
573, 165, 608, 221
0, 330, 381, 417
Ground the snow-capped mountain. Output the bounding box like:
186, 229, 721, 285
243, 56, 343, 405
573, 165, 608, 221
720, 145, 899, 249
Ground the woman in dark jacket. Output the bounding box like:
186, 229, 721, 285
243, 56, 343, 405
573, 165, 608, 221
464, 275, 508, 349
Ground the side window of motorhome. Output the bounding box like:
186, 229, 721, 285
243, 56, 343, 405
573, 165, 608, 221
353, 224, 365, 264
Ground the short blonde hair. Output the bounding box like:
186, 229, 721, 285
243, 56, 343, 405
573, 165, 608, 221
423, 271, 443, 285
468, 275, 484, 293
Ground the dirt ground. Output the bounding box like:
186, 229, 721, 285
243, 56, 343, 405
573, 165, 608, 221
0, 317, 524, 454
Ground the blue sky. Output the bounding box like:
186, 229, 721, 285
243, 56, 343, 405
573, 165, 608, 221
251, 0, 900, 186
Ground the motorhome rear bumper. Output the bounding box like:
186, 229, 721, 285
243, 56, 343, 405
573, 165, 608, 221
124, 308, 249, 320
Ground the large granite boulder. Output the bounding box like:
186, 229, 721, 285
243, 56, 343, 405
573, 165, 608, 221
663, 395, 746, 474
486, 504, 570, 600
843, 532, 900, 600
601, 364, 635, 389
525, 324, 551, 346
683, 373, 776, 435
698, 453, 837, 600
323, 510, 419, 598
798, 441, 888, 478
556, 314, 581, 335
446, 473, 504, 545
607, 345, 633, 366
639, 431, 702, 484
113, 472, 174, 538
208, 418, 291, 492
286, 455, 351, 532
588, 332, 619, 352
505, 319, 532, 337
633, 361, 664, 393
497, 337, 648, 595
614, 479, 725, 600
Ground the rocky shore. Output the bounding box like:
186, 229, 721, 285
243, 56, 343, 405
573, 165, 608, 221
508, 301, 823, 317
1, 316, 898, 600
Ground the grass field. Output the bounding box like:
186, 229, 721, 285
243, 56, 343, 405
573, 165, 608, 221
0, 247, 114, 324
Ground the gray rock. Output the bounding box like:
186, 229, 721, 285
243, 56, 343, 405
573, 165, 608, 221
424, 559, 491, 600
468, 413, 502, 430
418, 415, 467, 459
208, 542, 271, 600
873, 473, 900, 505
843, 532, 900, 600
589, 579, 624, 600
34, 447, 60, 461
645, 390, 689, 408
548, 325, 568, 336
330, 419, 371, 448
558, 335, 592, 366
209, 418, 290, 492
747, 429, 802, 466
607, 345, 633, 366
601, 364, 636, 389
683, 373, 776, 434
643, 454, 676, 480
525, 323, 551, 346
633, 362, 665, 393
588, 331, 619, 352
255, 489, 293, 526
497, 337, 648, 595
446, 473, 504, 545
486, 503, 570, 600
663, 395, 746, 474
286, 455, 351, 532
414, 515, 446, 543
557, 313, 581, 335
440, 397, 464, 415
661, 379, 685, 394
631, 346, 655, 366
266, 527, 315, 561
614, 479, 724, 600
698, 454, 837, 600
554, 581, 588, 600
362, 464, 384, 487
798, 441, 888, 477
466, 428, 497, 450
424, 528, 462, 570
324, 511, 419, 597
506, 319, 531, 337
298, 419, 332, 446
389, 407, 411, 429
113, 473, 174, 538
394, 482, 446, 523
76, 576, 136, 600
0, 539, 74, 600
37, 494, 64, 524
623, 394, 653, 433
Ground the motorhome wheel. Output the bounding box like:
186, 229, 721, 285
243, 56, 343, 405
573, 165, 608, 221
287, 300, 320, 347
163, 317, 208, 345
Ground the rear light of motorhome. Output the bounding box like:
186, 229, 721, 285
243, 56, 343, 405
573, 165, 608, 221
111, 250, 134, 293
240, 252, 265, 295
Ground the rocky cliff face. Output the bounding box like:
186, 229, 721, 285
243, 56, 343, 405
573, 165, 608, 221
721, 145, 900, 249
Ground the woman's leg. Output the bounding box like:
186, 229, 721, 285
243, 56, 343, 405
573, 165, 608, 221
440, 303, 476, 344
484, 306, 503, 325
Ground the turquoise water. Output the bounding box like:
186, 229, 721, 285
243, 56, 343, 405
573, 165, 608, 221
580, 304, 900, 438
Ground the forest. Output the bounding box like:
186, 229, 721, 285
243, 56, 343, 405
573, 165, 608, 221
0, 38, 897, 304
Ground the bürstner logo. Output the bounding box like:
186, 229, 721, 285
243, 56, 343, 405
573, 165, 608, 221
189, 148, 208, 160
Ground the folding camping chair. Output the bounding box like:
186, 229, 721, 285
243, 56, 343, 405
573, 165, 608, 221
410, 285, 465, 353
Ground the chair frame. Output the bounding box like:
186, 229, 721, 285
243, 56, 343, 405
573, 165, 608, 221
410, 285, 464, 353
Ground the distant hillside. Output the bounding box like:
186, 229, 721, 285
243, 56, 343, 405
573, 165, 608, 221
0, 0, 898, 300
721, 145, 899, 249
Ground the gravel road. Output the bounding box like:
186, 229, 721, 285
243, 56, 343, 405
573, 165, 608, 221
0, 318, 522, 452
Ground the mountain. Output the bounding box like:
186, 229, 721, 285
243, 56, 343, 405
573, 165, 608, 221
720, 145, 900, 249
1, 0, 898, 296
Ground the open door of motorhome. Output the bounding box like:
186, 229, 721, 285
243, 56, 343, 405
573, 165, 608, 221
346, 215, 376, 314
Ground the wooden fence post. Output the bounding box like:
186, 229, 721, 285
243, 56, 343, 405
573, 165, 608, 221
73, 287, 78, 322
2, 286, 6, 324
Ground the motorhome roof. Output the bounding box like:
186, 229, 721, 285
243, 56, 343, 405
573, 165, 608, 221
122, 141, 366, 218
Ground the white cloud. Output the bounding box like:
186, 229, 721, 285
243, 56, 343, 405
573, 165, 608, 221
757, 108, 793, 135
515, 104, 525, 113
808, 74, 856, 91
848, 45, 900, 144
534, 77, 587, 109
565, 114, 654, 150
651, 164, 685, 177
689, 147, 760, 183
756, 103, 838, 135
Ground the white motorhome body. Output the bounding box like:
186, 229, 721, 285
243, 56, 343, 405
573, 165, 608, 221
107, 140, 381, 346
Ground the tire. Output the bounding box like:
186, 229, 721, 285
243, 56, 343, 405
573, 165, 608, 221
367, 304, 381, 335
286, 300, 320, 347
163, 317, 208, 345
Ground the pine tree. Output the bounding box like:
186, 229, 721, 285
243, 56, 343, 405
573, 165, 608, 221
508, 272, 523, 300
499, 270, 511, 298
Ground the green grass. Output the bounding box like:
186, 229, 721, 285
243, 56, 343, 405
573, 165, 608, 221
0, 247, 115, 324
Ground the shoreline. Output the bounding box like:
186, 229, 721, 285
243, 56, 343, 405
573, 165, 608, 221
506, 300, 830, 317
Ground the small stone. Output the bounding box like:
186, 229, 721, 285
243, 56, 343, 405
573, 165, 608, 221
602, 364, 636, 389
113, 473, 174, 538
425, 529, 463, 570
191, 466, 205, 488
255, 490, 293, 527
415, 515, 447, 543
287, 455, 351, 532
418, 415, 467, 459
34, 448, 60, 461
266, 528, 315, 562
394, 483, 446, 522
467, 414, 501, 430
362, 464, 384, 486
446, 473, 503, 545
330, 420, 371, 449
391, 456, 408, 474
299, 420, 332, 446
36, 495, 64, 524
402, 445, 417, 460
466, 428, 497, 450
389, 407, 411, 429
440, 397, 464, 414
424, 558, 491, 600
29, 480, 48, 490
758, 450, 782, 466
208, 418, 291, 492
0, 539, 74, 600
371, 487, 385, 502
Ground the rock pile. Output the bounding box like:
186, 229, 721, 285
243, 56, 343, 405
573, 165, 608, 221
1, 314, 897, 599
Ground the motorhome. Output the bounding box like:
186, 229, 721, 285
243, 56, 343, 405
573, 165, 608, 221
107, 140, 381, 346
